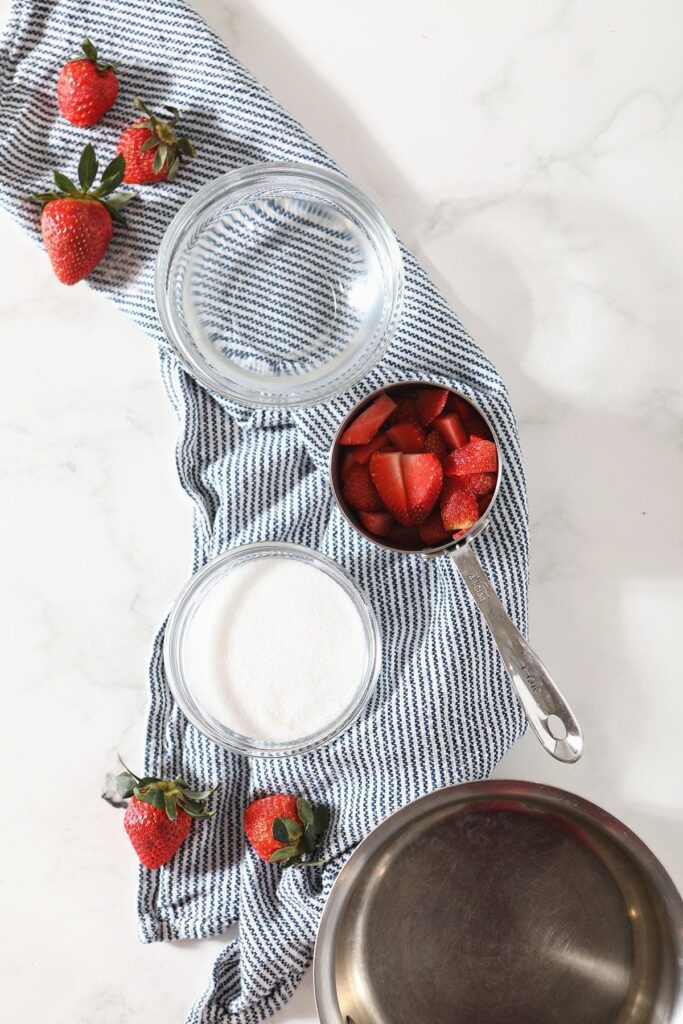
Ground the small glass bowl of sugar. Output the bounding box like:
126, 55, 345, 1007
164, 542, 381, 757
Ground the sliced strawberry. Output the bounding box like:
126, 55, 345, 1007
352, 431, 390, 465
448, 394, 476, 422
446, 471, 496, 496
386, 419, 425, 453
342, 463, 383, 512
389, 524, 422, 548
419, 511, 451, 546
466, 413, 494, 441
434, 412, 469, 450
359, 510, 395, 537
440, 479, 479, 531
478, 493, 493, 515
443, 436, 498, 475
424, 429, 448, 462
402, 453, 443, 524
415, 387, 448, 426
340, 393, 397, 446
369, 452, 411, 526
388, 396, 418, 425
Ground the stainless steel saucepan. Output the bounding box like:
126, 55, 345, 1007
329, 380, 583, 764
314, 781, 683, 1024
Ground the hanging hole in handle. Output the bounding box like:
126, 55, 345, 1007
547, 714, 568, 741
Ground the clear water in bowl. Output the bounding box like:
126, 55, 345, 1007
183, 193, 382, 389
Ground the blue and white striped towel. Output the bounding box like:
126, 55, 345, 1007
0, 2, 529, 1021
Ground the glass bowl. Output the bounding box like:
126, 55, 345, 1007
163, 541, 382, 757
155, 163, 404, 409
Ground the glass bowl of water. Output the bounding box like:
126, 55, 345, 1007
155, 163, 404, 409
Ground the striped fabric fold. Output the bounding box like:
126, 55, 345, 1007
0, 2, 529, 1021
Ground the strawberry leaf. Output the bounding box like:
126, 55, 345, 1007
182, 788, 216, 801
164, 794, 178, 820
270, 846, 298, 863
302, 822, 318, 854
53, 170, 78, 195
136, 786, 165, 810
152, 146, 167, 174
98, 155, 125, 196
296, 798, 314, 828
282, 817, 303, 841
115, 772, 138, 798
140, 136, 158, 153
78, 144, 98, 192
177, 137, 196, 157
313, 805, 330, 834
81, 37, 98, 62
272, 818, 290, 844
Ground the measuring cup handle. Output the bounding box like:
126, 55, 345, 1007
449, 544, 583, 763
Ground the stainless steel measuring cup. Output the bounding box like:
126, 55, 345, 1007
329, 381, 583, 763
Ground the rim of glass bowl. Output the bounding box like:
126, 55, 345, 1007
154, 162, 404, 410
163, 541, 382, 758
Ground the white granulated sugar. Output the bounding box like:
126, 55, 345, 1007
183, 556, 368, 742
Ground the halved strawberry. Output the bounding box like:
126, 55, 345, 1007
340, 393, 397, 446
386, 419, 425, 453
448, 394, 476, 422
443, 436, 498, 475
369, 452, 411, 526
424, 429, 448, 462
342, 463, 383, 512
359, 510, 395, 537
434, 412, 469, 450
388, 396, 418, 425
446, 471, 496, 496
419, 511, 451, 547
352, 431, 390, 465
440, 479, 479, 531
402, 453, 443, 524
415, 387, 448, 426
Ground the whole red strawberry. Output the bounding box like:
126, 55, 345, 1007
28, 144, 136, 285
116, 762, 216, 869
57, 38, 119, 127
244, 794, 330, 866
117, 97, 196, 184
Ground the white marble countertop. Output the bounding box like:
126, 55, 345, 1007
2, 1, 681, 1021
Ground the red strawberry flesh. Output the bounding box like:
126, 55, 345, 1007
41, 198, 113, 285
419, 511, 451, 546
340, 394, 397, 446
402, 453, 443, 523
443, 437, 498, 476
359, 510, 395, 537
447, 472, 496, 496
57, 58, 119, 128
352, 431, 390, 465
386, 419, 425, 453
440, 479, 479, 531
388, 396, 418, 425
369, 451, 411, 526
123, 797, 191, 870
342, 463, 383, 512
244, 795, 301, 862
424, 429, 448, 462
415, 387, 448, 426
434, 412, 469, 450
